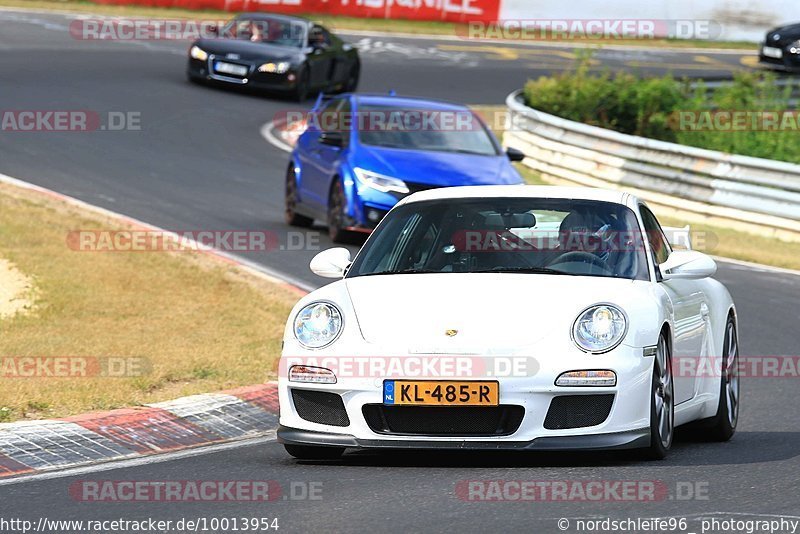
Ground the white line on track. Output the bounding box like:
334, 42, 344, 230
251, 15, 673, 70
260, 120, 293, 154
712, 255, 800, 277
0, 172, 313, 293
337, 28, 757, 55
0, 434, 276, 486
0, 6, 756, 56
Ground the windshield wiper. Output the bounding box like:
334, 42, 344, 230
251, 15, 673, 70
470, 267, 578, 276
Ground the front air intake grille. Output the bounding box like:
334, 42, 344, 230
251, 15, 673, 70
543, 394, 615, 430
362, 405, 524, 436
388, 181, 440, 200
291, 389, 350, 427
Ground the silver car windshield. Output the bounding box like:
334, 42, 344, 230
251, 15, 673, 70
347, 198, 650, 280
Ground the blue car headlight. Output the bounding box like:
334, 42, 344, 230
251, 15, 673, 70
354, 168, 409, 194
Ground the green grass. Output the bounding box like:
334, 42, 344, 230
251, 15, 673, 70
0, 182, 300, 421
524, 54, 800, 164
658, 215, 800, 270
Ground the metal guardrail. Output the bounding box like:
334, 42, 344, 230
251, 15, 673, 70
504, 90, 800, 240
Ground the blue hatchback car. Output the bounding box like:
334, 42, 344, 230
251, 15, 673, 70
285, 93, 525, 242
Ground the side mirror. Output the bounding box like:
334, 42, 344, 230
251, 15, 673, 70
506, 147, 526, 162
660, 250, 716, 280
319, 131, 344, 148
310, 247, 351, 278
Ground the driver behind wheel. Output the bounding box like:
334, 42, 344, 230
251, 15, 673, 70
558, 210, 605, 253
555, 207, 640, 277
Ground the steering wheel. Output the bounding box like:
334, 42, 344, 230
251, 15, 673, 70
548, 251, 610, 270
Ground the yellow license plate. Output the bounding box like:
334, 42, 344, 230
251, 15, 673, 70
383, 380, 499, 406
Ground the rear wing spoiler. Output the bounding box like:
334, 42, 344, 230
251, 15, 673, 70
662, 225, 692, 250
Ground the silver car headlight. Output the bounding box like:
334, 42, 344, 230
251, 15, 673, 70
294, 302, 343, 349
354, 168, 409, 194
189, 45, 208, 61
791, 40, 800, 54
572, 304, 627, 353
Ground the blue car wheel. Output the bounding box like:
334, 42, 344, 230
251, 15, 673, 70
285, 165, 313, 228
328, 180, 357, 244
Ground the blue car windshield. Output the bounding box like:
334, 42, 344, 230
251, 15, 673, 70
357, 104, 499, 156
347, 198, 650, 281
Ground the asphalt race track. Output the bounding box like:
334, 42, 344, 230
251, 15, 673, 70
1, 8, 799, 533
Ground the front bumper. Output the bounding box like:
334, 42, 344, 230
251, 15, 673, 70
758, 45, 800, 71
187, 57, 298, 92
278, 425, 650, 451
279, 344, 655, 450
346, 175, 442, 229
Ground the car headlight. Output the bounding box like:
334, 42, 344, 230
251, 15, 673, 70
791, 40, 800, 54
294, 302, 343, 349
572, 304, 627, 353
354, 168, 409, 194
189, 45, 208, 61
258, 61, 291, 73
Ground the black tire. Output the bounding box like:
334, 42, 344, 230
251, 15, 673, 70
327, 179, 355, 244
284, 444, 344, 460
294, 67, 310, 102
642, 333, 674, 460
700, 317, 740, 441
285, 165, 314, 227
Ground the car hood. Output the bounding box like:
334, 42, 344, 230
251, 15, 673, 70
353, 145, 521, 186
766, 23, 800, 42
192, 38, 300, 62
343, 273, 649, 349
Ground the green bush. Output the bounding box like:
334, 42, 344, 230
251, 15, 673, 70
523, 55, 800, 164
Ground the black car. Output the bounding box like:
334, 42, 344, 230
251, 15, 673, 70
187, 13, 360, 100
759, 22, 800, 71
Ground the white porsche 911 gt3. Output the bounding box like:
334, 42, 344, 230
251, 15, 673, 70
278, 186, 739, 460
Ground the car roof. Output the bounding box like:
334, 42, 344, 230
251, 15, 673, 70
352, 94, 470, 111
398, 185, 634, 207
235, 12, 312, 25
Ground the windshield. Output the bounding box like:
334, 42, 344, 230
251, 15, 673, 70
357, 104, 499, 156
222, 18, 306, 47
347, 198, 649, 280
